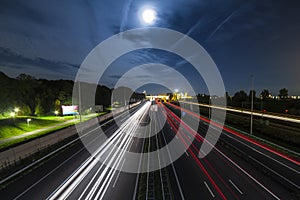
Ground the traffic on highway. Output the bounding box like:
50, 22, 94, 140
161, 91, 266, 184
0, 100, 299, 199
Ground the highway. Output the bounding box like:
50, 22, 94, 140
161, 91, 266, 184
0, 101, 299, 199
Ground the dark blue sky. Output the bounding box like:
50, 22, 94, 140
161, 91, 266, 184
0, 0, 300, 95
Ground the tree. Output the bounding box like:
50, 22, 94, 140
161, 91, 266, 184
34, 98, 44, 116
95, 85, 112, 107
16, 73, 35, 80
260, 89, 270, 100
233, 90, 248, 102
279, 88, 288, 99
15, 103, 32, 116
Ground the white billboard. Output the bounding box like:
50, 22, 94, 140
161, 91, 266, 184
62, 105, 78, 115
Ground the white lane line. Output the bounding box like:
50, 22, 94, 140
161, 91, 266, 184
146, 115, 152, 200
208, 123, 300, 175
12, 147, 86, 200
97, 103, 149, 199
185, 122, 281, 200
50, 103, 150, 200
167, 104, 282, 200
89, 120, 143, 198
128, 139, 134, 150
185, 151, 189, 157
154, 117, 165, 200
113, 159, 126, 188
228, 179, 243, 195
223, 132, 300, 175
161, 128, 185, 199
213, 147, 280, 200
78, 123, 137, 200
132, 137, 146, 200
3, 103, 140, 189
92, 104, 150, 200
249, 156, 300, 190
182, 101, 300, 160
204, 181, 215, 198
132, 106, 151, 200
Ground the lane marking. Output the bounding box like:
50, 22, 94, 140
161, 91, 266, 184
161, 128, 185, 199
91, 104, 150, 200
204, 181, 215, 198
112, 159, 126, 188
229, 179, 243, 195
1, 104, 141, 187
185, 151, 189, 157
222, 131, 300, 175
177, 101, 300, 165
49, 103, 149, 200
213, 147, 280, 200
12, 147, 86, 200
202, 116, 300, 179
164, 104, 281, 200
249, 156, 300, 190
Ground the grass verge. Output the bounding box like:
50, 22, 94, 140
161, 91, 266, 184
0, 112, 106, 150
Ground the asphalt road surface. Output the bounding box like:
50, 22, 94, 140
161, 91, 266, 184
0, 101, 299, 199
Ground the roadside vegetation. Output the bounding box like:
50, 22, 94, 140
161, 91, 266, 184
0, 113, 106, 150
0, 116, 72, 139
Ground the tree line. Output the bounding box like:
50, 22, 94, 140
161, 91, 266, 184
0, 72, 145, 117
196, 88, 300, 115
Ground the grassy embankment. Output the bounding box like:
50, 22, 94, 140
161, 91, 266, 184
0, 113, 106, 150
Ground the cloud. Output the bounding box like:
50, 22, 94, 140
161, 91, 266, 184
0, 47, 78, 80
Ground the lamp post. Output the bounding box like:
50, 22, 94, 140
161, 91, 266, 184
79, 82, 82, 123
250, 75, 254, 135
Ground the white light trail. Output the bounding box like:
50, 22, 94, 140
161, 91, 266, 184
48, 102, 151, 200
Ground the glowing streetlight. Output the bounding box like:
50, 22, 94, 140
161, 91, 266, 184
14, 107, 20, 116
10, 112, 15, 117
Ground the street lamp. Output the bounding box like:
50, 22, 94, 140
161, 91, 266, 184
14, 108, 19, 116
250, 75, 254, 135
10, 112, 15, 117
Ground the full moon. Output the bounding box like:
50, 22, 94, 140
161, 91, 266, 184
142, 8, 156, 24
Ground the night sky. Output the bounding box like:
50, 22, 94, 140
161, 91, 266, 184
0, 0, 300, 95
